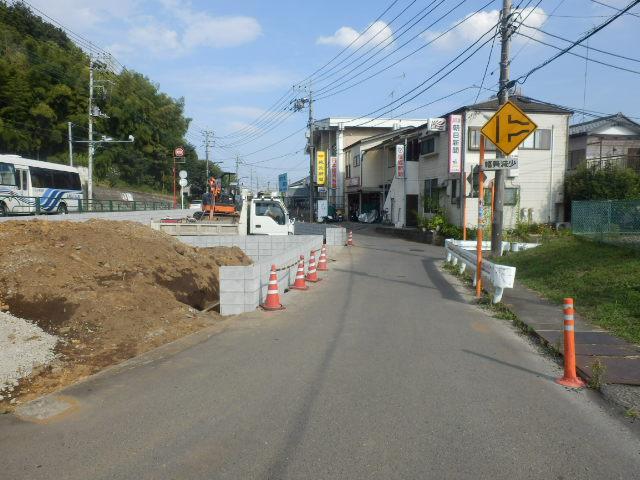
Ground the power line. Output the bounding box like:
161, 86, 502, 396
314, 0, 496, 101
475, 24, 499, 103
518, 24, 640, 63
590, 0, 640, 18
512, 0, 640, 86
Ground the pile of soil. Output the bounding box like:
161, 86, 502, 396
0, 219, 251, 403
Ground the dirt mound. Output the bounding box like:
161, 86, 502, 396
0, 219, 250, 404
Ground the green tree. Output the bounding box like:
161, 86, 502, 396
566, 164, 640, 201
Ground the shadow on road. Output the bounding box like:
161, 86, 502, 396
421, 258, 466, 304
462, 349, 555, 381
333, 267, 438, 291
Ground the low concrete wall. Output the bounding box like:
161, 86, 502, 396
214, 235, 324, 316
294, 223, 347, 246
0, 209, 190, 224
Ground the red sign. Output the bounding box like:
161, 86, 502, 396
395, 144, 405, 179
330, 156, 337, 189
449, 115, 462, 173
174, 146, 185, 157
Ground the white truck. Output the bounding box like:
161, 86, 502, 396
151, 192, 294, 236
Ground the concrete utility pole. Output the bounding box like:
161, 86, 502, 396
203, 130, 213, 180
88, 56, 94, 202
308, 89, 315, 222
68, 122, 73, 166
491, 0, 512, 256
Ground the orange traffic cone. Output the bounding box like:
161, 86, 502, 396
306, 250, 321, 283
346, 230, 353, 246
317, 244, 329, 271
261, 264, 285, 311
290, 255, 309, 290
556, 298, 585, 388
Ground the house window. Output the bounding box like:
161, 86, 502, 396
424, 178, 439, 213
354, 154, 360, 167
505, 187, 519, 206
450, 178, 458, 204
569, 149, 586, 170
468, 127, 497, 151
420, 137, 436, 155
521, 129, 551, 150
407, 138, 420, 161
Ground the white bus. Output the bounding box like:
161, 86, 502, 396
0, 154, 83, 216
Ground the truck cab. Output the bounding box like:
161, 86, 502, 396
246, 195, 294, 235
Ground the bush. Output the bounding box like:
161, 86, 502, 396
566, 164, 640, 201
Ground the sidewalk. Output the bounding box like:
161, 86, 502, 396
502, 283, 640, 386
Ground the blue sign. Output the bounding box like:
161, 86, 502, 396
278, 173, 288, 193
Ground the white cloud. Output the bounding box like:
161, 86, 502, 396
317, 21, 394, 49
110, 0, 261, 58
423, 7, 547, 49
25, 0, 139, 32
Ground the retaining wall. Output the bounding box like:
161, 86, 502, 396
213, 235, 324, 316
0, 209, 190, 224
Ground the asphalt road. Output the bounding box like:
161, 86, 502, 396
2, 228, 640, 479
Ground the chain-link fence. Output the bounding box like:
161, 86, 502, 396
572, 200, 640, 248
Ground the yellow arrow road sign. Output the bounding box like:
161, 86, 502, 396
480, 100, 537, 155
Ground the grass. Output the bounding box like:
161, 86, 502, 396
496, 235, 640, 344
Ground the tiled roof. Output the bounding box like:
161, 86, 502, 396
568, 113, 640, 135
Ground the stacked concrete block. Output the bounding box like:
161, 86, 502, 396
216, 234, 323, 316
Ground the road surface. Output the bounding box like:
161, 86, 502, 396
2, 227, 639, 479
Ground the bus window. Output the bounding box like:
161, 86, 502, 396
54, 171, 72, 189
30, 167, 53, 188
0, 162, 16, 186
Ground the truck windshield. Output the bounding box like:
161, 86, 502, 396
0, 162, 16, 186
255, 201, 286, 225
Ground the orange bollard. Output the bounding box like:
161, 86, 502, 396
306, 250, 321, 283
346, 230, 353, 246
261, 264, 285, 311
317, 244, 329, 271
556, 298, 585, 388
290, 255, 309, 290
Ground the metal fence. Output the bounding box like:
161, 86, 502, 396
0, 195, 173, 216
572, 200, 640, 248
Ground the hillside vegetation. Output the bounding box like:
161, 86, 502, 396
0, 2, 218, 194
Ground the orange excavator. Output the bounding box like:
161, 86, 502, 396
200, 174, 238, 219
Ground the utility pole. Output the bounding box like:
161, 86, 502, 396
67, 122, 73, 166
88, 56, 94, 202
308, 89, 315, 222
491, 0, 512, 256
235, 155, 240, 194
203, 130, 213, 180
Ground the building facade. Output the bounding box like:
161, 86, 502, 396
568, 113, 640, 173
310, 117, 428, 214
348, 96, 573, 229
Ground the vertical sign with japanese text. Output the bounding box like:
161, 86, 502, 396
278, 173, 288, 193
449, 114, 462, 173
395, 144, 405, 179
330, 156, 337, 189
316, 151, 327, 185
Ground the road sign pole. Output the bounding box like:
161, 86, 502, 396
476, 136, 485, 299
492, 0, 512, 257
173, 159, 176, 209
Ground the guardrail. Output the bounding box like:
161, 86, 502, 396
444, 239, 538, 303
0, 195, 172, 216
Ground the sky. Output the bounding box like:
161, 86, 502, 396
24, 0, 640, 189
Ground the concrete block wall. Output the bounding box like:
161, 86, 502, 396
178, 234, 336, 263
0, 209, 191, 225
294, 223, 347, 246
217, 235, 324, 316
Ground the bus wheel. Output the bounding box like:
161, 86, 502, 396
57, 202, 68, 215
0, 202, 7, 216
